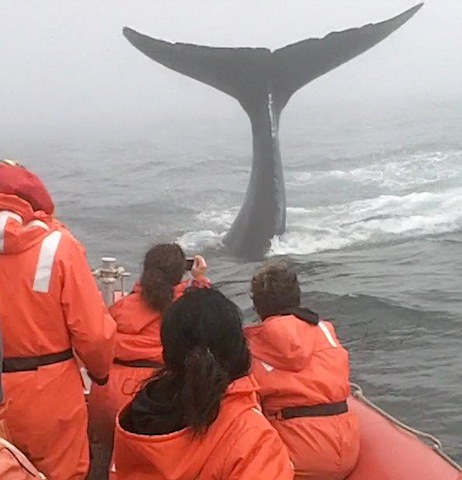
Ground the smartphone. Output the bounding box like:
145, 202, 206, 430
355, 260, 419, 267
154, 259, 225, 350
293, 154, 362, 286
186, 258, 194, 270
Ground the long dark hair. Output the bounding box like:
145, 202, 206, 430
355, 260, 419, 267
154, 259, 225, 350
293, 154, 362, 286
140, 243, 186, 312
160, 288, 250, 436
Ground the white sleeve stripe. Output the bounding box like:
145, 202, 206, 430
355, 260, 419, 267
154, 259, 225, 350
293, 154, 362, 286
0, 211, 23, 252
33, 231, 63, 293
26, 220, 49, 231
261, 360, 274, 372
318, 321, 338, 348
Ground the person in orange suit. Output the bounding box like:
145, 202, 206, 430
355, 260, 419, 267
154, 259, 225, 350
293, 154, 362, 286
0, 436, 46, 480
88, 244, 209, 466
0, 159, 116, 480
113, 288, 293, 480
0, 328, 46, 480
245, 261, 360, 480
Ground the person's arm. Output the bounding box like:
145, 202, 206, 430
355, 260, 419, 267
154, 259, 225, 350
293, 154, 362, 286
60, 236, 116, 382
174, 255, 211, 299
221, 423, 293, 480
190, 255, 209, 286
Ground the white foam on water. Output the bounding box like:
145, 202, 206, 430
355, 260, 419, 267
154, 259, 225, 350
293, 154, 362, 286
270, 187, 462, 255
177, 230, 225, 252
176, 209, 237, 252
196, 208, 238, 228
288, 150, 461, 191
176, 150, 462, 255
176, 187, 462, 255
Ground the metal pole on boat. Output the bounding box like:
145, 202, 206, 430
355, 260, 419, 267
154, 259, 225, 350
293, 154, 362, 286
92, 257, 130, 307
87, 257, 130, 480
101, 257, 117, 307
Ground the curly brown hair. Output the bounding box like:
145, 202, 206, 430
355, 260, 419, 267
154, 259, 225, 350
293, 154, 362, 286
140, 243, 186, 312
251, 260, 301, 320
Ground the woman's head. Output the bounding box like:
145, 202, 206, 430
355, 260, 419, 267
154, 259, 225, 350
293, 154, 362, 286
251, 261, 301, 320
161, 288, 251, 435
140, 243, 186, 311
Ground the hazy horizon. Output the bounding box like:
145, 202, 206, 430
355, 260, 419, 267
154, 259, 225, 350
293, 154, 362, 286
1, 0, 461, 144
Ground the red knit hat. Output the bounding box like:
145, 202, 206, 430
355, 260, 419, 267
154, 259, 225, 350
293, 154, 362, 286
0, 159, 55, 214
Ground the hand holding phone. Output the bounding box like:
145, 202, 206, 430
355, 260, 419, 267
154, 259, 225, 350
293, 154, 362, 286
191, 255, 207, 279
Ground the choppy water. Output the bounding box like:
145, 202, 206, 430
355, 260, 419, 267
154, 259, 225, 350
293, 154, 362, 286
4, 99, 462, 462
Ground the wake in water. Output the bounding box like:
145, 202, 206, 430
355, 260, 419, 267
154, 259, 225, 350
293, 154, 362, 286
289, 150, 461, 191
270, 186, 462, 255
177, 148, 462, 256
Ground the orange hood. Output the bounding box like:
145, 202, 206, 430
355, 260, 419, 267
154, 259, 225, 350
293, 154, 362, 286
0, 194, 56, 255
114, 375, 263, 479
0, 161, 54, 214
245, 315, 314, 372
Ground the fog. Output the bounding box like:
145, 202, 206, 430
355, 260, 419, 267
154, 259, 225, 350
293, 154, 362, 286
1, 0, 461, 143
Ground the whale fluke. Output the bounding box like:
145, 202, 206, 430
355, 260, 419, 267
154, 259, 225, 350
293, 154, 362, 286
123, 4, 423, 259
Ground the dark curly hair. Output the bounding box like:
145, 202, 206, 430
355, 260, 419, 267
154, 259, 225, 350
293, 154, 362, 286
251, 260, 301, 320
140, 243, 186, 312
160, 288, 251, 436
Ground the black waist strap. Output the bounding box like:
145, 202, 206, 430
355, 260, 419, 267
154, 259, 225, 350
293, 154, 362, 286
114, 358, 163, 369
280, 401, 348, 419
2, 349, 74, 373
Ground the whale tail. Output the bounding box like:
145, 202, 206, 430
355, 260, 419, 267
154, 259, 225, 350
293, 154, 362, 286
123, 4, 422, 115
123, 4, 423, 258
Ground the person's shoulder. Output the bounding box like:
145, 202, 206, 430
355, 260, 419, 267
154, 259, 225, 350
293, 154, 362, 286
217, 407, 293, 478
317, 318, 339, 336
55, 224, 82, 246
227, 406, 275, 442
248, 314, 301, 336
51, 224, 87, 259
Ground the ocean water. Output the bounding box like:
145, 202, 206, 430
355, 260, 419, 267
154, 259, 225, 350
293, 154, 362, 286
5, 98, 462, 462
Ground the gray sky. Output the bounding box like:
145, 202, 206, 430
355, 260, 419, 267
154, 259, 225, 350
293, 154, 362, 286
1, 0, 461, 142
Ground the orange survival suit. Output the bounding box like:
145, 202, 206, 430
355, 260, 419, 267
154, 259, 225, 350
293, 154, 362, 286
0, 162, 116, 480
88, 277, 210, 454
113, 375, 294, 480
0, 410, 46, 480
245, 313, 360, 480
0, 322, 45, 479
0, 436, 45, 480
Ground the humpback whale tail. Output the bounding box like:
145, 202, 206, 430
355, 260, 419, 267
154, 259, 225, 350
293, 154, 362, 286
123, 4, 423, 259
